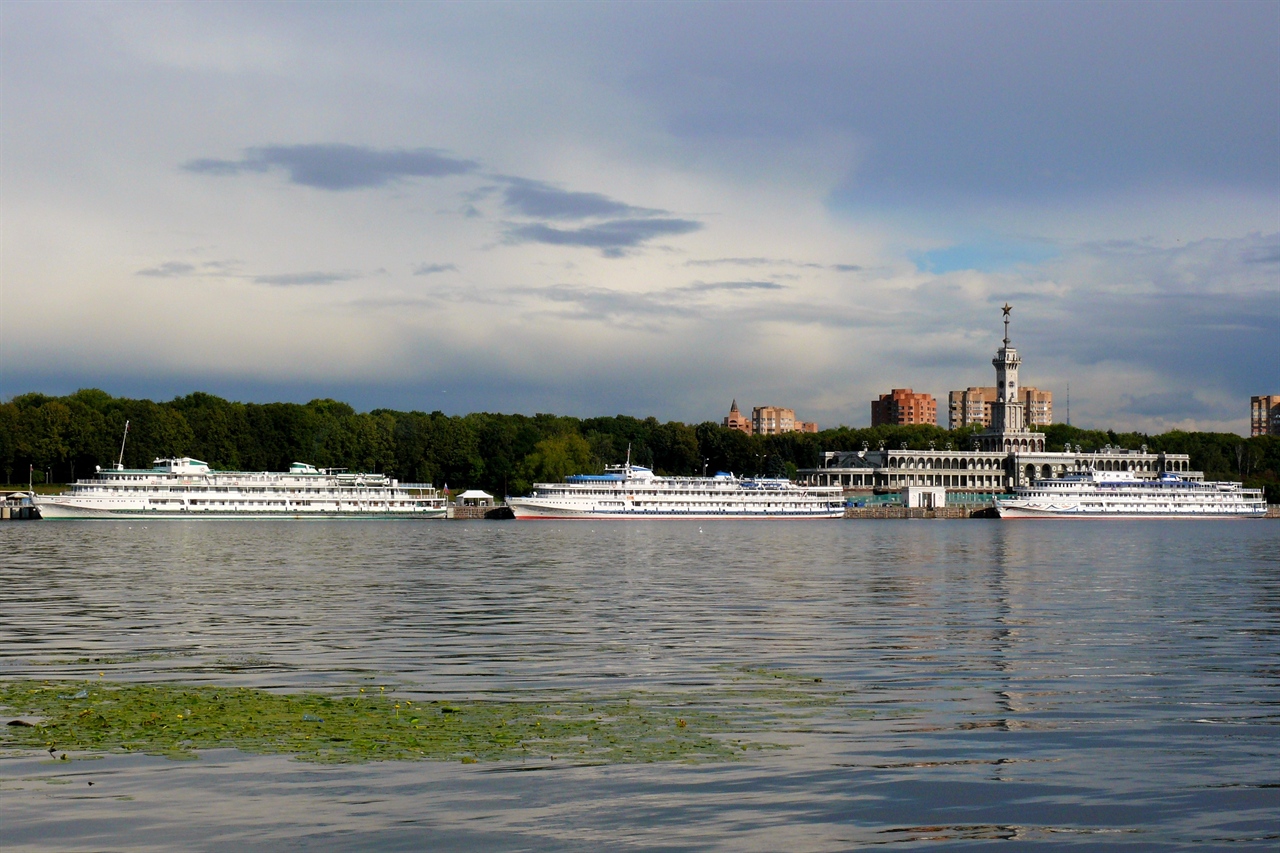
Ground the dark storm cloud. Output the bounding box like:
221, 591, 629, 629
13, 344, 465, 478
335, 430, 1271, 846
412, 263, 458, 276
685, 257, 823, 269
136, 261, 197, 277
136, 260, 238, 278
499, 177, 659, 220
253, 271, 357, 286
1242, 244, 1280, 265
524, 276, 787, 324
534, 284, 685, 322
506, 218, 703, 256
1006, 234, 1280, 404
588, 2, 1279, 205
677, 280, 784, 293
184, 144, 478, 190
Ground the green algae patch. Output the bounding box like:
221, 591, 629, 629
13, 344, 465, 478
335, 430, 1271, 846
0, 680, 779, 765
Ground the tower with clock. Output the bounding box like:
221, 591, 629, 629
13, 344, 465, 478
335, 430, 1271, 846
979, 304, 1044, 452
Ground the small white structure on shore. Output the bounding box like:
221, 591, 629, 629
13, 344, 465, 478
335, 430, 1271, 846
456, 489, 495, 507
902, 486, 947, 509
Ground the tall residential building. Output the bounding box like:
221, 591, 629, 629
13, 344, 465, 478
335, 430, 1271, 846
752, 406, 819, 435
723, 401, 817, 435
1252, 395, 1280, 436
949, 386, 1053, 429
1024, 388, 1052, 428
723, 400, 752, 435
754, 405, 794, 434
871, 389, 937, 426
948, 387, 993, 429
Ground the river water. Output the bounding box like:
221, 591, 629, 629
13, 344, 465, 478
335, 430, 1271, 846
1, 519, 1277, 850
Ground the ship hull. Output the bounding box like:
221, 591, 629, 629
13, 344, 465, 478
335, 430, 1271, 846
37, 499, 445, 520
508, 501, 843, 520
996, 502, 1266, 519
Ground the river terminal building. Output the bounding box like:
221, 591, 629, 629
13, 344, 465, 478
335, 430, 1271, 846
797, 305, 1195, 496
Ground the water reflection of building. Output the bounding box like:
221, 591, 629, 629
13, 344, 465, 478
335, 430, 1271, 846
798, 305, 1196, 494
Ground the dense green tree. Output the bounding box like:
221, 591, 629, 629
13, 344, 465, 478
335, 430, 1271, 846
168, 392, 247, 469
518, 434, 595, 487
18, 401, 73, 479
0, 404, 16, 484
2, 388, 1276, 502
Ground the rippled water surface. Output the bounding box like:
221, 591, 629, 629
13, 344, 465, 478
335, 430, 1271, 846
2, 519, 1278, 850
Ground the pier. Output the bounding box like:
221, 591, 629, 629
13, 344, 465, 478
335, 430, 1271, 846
844, 505, 992, 519
1, 491, 41, 520
447, 505, 515, 519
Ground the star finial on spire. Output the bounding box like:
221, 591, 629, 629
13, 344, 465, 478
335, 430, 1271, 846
1002, 303, 1012, 318
1001, 303, 1012, 345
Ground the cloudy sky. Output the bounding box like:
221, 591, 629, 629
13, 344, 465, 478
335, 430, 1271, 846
2, 1, 1276, 433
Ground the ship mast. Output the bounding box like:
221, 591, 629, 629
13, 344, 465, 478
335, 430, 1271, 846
116, 420, 130, 470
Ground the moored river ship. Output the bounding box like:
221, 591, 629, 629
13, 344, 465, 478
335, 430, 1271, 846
508, 462, 845, 519
995, 470, 1266, 519
37, 457, 447, 519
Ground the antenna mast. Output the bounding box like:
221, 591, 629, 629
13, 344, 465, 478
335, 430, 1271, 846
1065, 383, 1070, 427
117, 420, 130, 470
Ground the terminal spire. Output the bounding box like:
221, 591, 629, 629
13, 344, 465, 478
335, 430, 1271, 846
1001, 303, 1012, 345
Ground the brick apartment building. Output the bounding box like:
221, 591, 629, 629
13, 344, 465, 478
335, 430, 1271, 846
722, 401, 818, 435
1252, 395, 1280, 436
753, 405, 818, 435
948, 386, 1052, 429
723, 400, 753, 434
871, 389, 937, 426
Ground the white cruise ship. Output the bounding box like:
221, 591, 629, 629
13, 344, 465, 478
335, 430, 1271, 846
508, 462, 845, 519
37, 458, 447, 519
995, 470, 1267, 519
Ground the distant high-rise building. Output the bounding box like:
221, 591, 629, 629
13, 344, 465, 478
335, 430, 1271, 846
753, 405, 794, 435
871, 389, 937, 426
752, 406, 818, 435
948, 387, 993, 429
723, 400, 752, 435
1252, 395, 1280, 436
948, 386, 1052, 429
722, 401, 817, 435
1024, 388, 1052, 428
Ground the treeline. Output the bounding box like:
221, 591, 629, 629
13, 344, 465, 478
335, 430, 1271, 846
1, 389, 1277, 501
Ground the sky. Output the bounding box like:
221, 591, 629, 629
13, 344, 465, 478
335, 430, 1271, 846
2, 1, 1277, 434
